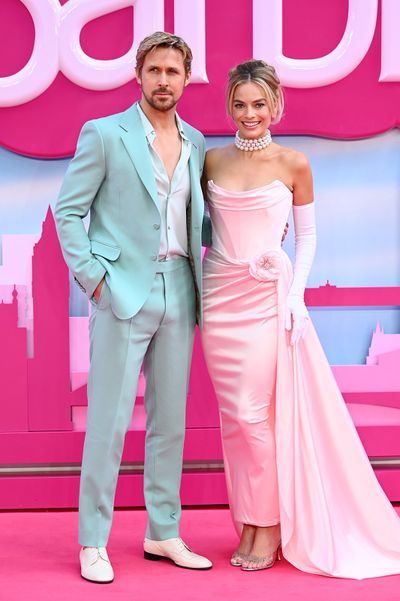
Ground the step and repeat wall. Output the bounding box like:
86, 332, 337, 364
0, 0, 399, 508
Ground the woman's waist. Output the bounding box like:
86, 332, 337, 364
204, 246, 291, 282
207, 245, 285, 263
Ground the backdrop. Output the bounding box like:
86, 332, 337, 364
0, 0, 399, 509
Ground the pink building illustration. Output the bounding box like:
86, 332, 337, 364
366, 323, 400, 365
27, 208, 72, 431
332, 323, 400, 408
305, 281, 400, 306
0, 287, 28, 432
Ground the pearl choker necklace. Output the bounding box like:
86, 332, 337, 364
235, 129, 272, 151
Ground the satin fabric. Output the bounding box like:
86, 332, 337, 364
201, 179, 400, 579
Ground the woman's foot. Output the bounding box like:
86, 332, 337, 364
230, 524, 256, 566
241, 524, 281, 571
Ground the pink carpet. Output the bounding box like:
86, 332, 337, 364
1, 508, 400, 601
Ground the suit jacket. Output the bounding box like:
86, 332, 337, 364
55, 102, 206, 324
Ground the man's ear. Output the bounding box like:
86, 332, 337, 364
136, 69, 141, 86
184, 71, 192, 87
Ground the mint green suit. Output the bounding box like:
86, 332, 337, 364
55, 102, 206, 546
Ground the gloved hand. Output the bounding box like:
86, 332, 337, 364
285, 293, 310, 345
285, 202, 316, 346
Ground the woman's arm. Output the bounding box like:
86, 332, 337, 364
292, 152, 314, 206
285, 153, 317, 344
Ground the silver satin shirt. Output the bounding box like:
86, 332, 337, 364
137, 103, 191, 260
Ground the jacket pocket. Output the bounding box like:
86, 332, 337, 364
90, 239, 121, 261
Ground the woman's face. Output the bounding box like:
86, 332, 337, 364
231, 82, 272, 138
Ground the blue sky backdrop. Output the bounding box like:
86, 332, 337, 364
0, 131, 399, 364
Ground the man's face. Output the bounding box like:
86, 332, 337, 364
137, 47, 191, 113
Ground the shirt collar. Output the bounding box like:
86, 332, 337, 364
175, 112, 190, 142
137, 102, 190, 144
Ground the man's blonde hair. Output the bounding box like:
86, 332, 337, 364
136, 31, 193, 76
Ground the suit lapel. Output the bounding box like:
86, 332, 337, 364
119, 103, 159, 207
181, 121, 203, 225
119, 106, 203, 225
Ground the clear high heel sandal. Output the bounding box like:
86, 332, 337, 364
240, 543, 282, 571
230, 550, 249, 567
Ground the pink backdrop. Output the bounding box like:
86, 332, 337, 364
0, 0, 399, 509
0, 0, 399, 157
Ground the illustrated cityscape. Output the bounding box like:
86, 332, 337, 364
1, 209, 400, 435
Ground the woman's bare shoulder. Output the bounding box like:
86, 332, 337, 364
271, 144, 311, 178
278, 145, 309, 169
276, 147, 313, 204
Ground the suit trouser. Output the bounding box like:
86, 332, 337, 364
78, 257, 196, 547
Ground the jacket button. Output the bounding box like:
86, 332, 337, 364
153, 224, 160, 230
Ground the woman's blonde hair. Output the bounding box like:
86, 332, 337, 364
227, 60, 284, 124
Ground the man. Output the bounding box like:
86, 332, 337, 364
55, 31, 211, 583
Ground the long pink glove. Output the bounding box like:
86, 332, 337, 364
285, 203, 316, 345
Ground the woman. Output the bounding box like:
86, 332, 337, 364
201, 60, 400, 578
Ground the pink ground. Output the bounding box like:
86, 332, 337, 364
1, 508, 400, 601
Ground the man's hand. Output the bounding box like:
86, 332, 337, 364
93, 278, 105, 303
281, 222, 289, 243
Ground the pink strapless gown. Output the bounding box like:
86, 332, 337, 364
201, 179, 400, 579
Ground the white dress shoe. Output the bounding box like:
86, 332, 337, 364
144, 537, 212, 570
79, 546, 114, 583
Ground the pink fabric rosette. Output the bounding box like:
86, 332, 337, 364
248, 250, 282, 282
